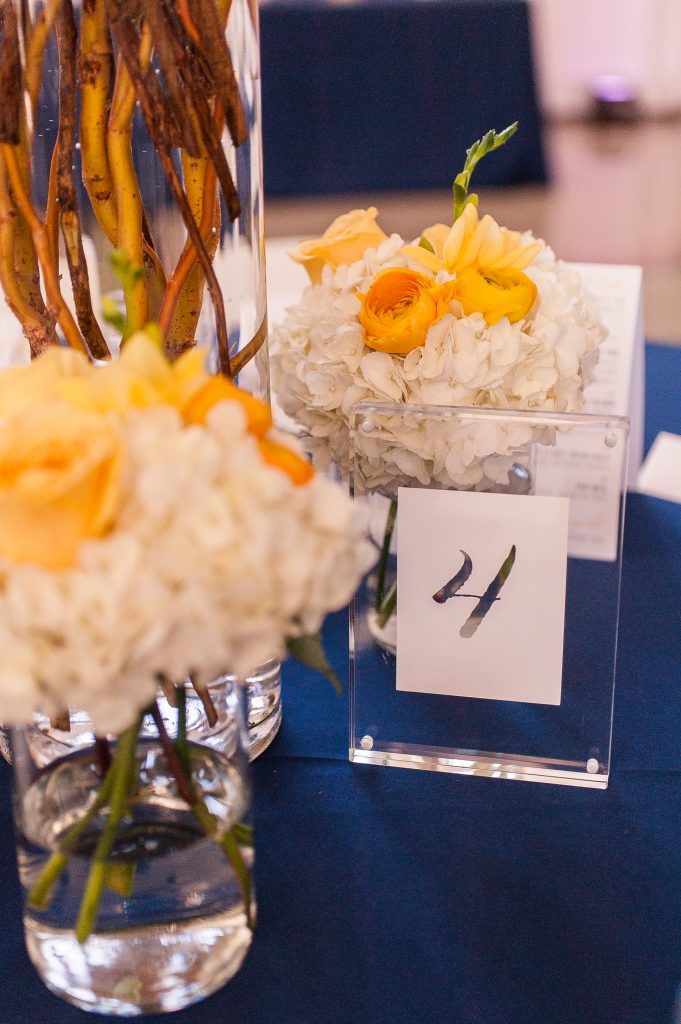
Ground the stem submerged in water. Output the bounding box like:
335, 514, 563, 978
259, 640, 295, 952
375, 497, 397, 612
26, 689, 252, 944
27, 759, 118, 911
376, 581, 397, 630
75, 714, 143, 943
150, 699, 253, 927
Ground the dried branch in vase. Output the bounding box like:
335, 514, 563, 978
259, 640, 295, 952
0, 0, 253, 376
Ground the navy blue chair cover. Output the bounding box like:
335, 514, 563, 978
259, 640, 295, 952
261, 0, 547, 195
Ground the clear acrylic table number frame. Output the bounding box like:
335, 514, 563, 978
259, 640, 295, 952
349, 402, 629, 788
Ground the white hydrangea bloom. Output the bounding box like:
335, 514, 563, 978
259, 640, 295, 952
0, 404, 375, 732
271, 233, 607, 490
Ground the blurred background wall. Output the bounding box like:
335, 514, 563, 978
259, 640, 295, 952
531, 0, 681, 118
261, 0, 681, 344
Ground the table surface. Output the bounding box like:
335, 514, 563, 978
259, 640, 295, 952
0, 343, 679, 1024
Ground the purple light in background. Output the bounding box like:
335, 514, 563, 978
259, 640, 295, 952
591, 74, 637, 103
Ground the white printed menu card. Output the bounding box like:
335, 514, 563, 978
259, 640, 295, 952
534, 263, 643, 561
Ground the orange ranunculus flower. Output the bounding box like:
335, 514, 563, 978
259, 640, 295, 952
258, 438, 314, 486
0, 405, 122, 569
290, 208, 389, 285
358, 268, 455, 355
182, 374, 273, 435
452, 266, 537, 325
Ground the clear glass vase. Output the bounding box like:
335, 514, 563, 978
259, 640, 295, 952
11, 684, 255, 1016
0, 662, 282, 769
22, 0, 269, 396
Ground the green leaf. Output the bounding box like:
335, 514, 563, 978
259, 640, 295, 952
495, 122, 519, 147
418, 235, 435, 254
111, 248, 144, 292
101, 296, 126, 334
287, 633, 342, 694
107, 249, 146, 344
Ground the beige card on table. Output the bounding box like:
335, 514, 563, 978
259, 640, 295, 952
396, 489, 569, 706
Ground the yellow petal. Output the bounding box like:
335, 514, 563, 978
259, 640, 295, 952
258, 438, 314, 485
421, 223, 450, 257
476, 215, 506, 266
173, 347, 207, 383
442, 203, 478, 271
399, 244, 445, 275
494, 240, 543, 270
119, 332, 173, 391
182, 375, 273, 435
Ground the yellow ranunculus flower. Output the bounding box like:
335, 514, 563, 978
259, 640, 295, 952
0, 405, 122, 569
401, 203, 543, 276
290, 208, 389, 285
358, 268, 455, 355
452, 266, 537, 325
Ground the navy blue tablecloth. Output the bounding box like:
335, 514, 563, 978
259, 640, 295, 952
261, 0, 547, 195
0, 344, 679, 1024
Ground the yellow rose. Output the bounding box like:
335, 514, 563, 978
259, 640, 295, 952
0, 346, 91, 416
452, 266, 537, 325
0, 405, 122, 569
58, 333, 208, 414
358, 268, 455, 355
58, 334, 275, 438
290, 208, 389, 284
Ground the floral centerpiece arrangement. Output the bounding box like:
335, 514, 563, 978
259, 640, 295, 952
0, 331, 374, 1013
272, 124, 607, 494
271, 124, 607, 644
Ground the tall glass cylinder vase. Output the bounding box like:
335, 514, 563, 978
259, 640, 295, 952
5, 0, 281, 754
11, 684, 255, 1016
24, 0, 270, 390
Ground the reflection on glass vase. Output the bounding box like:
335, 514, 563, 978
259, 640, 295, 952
11, 684, 255, 1016
0, 663, 282, 769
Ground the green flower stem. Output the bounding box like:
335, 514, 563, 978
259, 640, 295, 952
376, 581, 397, 630
75, 714, 142, 944
453, 122, 518, 221
191, 798, 253, 928
375, 497, 398, 611
220, 828, 252, 921
231, 821, 254, 847
150, 701, 254, 928
28, 758, 118, 911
